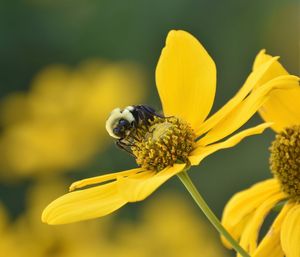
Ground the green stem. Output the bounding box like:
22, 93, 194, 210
177, 170, 250, 257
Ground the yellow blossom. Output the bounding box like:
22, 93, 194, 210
42, 30, 299, 225
221, 51, 300, 257
0, 61, 145, 178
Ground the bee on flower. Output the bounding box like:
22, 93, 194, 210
42, 30, 299, 226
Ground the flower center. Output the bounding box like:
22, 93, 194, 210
269, 125, 300, 201
131, 117, 196, 172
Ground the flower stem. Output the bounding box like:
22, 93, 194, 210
177, 170, 250, 257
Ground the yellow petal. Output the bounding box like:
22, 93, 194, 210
42, 181, 126, 225
155, 30, 216, 130
220, 179, 282, 249
69, 167, 143, 191
117, 163, 185, 202
198, 75, 299, 145
252, 50, 300, 132
253, 203, 294, 257
239, 192, 286, 256
281, 203, 300, 257
259, 84, 300, 132
222, 212, 255, 249
195, 56, 280, 137
42, 164, 185, 225
222, 179, 281, 227
253, 50, 288, 83
189, 123, 270, 166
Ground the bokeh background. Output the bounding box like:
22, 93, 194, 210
0, 0, 299, 256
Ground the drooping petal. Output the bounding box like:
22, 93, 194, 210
42, 181, 127, 225
253, 50, 300, 132
253, 50, 288, 83
42, 164, 185, 225
155, 30, 216, 130
221, 212, 255, 249
69, 167, 143, 191
259, 84, 300, 132
117, 163, 185, 202
198, 75, 299, 146
238, 192, 286, 256
281, 203, 300, 257
252, 203, 294, 257
189, 123, 270, 166
220, 179, 283, 249
195, 56, 280, 137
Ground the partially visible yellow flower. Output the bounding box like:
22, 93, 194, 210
42, 30, 299, 225
0, 60, 145, 178
221, 51, 300, 257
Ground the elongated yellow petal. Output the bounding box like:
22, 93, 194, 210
156, 30, 216, 130
195, 56, 280, 137
253, 50, 300, 132
220, 179, 282, 249
253, 203, 294, 257
189, 123, 270, 166
222, 179, 281, 227
42, 181, 126, 225
259, 85, 300, 132
281, 203, 300, 257
42, 164, 185, 225
69, 167, 143, 191
238, 192, 286, 256
117, 163, 185, 202
198, 75, 299, 145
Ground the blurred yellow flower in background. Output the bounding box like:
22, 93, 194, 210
115, 193, 230, 257
221, 52, 300, 257
0, 178, 229, 257
0, 60, 145, 178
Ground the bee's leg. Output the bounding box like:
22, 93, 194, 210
127, 126, 142, 142
121, 139, 141, 151
130, 132, 141, 142
115, 140, 136, 157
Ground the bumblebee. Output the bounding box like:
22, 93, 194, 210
105, 105, 163, 153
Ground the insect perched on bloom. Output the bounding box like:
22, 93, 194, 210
221, 51, 300, 257
42, 30, 299, 225
105, 105, 164, 155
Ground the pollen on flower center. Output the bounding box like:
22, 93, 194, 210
131, 117, 196, 172
269, 125, 300, 201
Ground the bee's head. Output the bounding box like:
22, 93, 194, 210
105, 108, 135, 139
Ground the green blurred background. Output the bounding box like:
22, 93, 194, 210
0, 0, 299, 256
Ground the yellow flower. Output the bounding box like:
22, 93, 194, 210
0, 60, 145, 178
221, 51, 300, 257
42, 30, 299, 225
